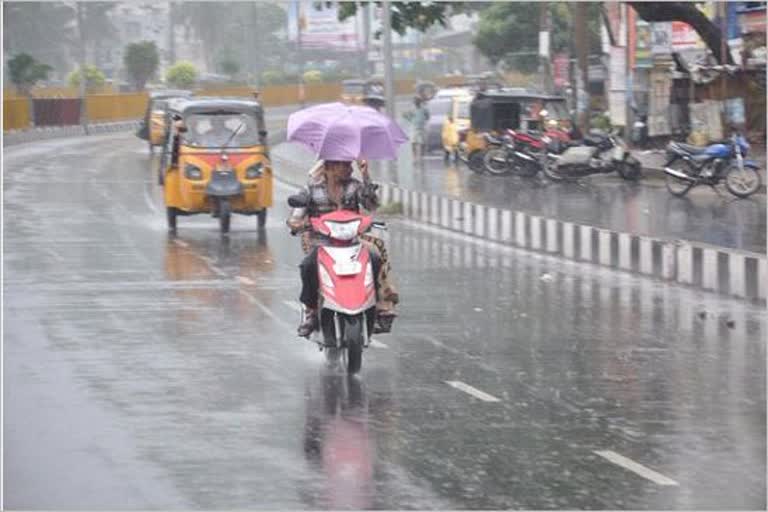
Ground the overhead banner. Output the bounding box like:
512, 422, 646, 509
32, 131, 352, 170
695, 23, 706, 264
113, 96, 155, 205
287, 1, 359, 52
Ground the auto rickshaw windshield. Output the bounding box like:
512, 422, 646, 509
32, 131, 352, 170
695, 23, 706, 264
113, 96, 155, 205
182, 113, 261, 148
457, 99, 471, 119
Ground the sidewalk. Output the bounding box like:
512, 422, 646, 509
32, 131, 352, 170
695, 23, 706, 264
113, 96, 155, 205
631, 145, 767, 193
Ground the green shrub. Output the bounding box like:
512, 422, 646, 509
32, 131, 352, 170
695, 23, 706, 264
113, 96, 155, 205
165, 61, 198, 89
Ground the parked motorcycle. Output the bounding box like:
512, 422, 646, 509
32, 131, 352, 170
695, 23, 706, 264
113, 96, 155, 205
542, 132, 642, 182
663, 133, 762, 198
483, 127, 573, 177
288, 195, 382, 374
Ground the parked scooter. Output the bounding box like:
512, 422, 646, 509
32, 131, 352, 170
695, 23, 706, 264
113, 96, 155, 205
288, 195, 384, 374
542, 131, 642, 182
663, 133, 762, 198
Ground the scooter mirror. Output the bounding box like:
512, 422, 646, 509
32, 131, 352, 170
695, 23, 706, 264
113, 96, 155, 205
287, 194, 309, 208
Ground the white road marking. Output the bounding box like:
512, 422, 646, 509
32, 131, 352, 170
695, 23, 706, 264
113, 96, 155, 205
369, 339, 389, 349
282, 300, 303, 313
142, 182, 158, 213
173, 239, 189, 248
445, 381, 501, 402
594, 450, 679, 486
237, 276, 256, 286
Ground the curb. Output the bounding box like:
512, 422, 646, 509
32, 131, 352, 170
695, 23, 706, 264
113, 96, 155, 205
3, 120, 140, 146
374, 182, 766, 303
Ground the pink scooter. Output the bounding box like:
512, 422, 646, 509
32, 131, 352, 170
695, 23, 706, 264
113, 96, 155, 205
289, 198, 381, 374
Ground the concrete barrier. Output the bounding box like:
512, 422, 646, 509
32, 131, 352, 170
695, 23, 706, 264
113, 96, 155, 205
377, 181, 766, 303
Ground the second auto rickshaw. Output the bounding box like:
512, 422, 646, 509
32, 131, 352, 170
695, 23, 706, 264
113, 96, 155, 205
137, 89, 192, 154
162, 98, 273, 234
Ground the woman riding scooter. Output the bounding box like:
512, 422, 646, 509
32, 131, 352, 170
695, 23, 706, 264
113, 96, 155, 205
287, 160, 399, 337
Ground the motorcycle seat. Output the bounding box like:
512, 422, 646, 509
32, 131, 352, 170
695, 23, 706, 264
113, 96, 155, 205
583, 134, 607, 146
671, 142, 708, 154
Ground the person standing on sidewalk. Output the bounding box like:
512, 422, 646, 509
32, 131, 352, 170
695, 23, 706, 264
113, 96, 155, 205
404, 97, 430, 161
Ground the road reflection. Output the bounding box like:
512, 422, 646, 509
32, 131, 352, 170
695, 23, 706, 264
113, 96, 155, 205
302, 372, 375, 510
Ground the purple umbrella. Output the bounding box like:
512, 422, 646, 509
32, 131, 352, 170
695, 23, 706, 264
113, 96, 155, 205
287, 102, 408, 161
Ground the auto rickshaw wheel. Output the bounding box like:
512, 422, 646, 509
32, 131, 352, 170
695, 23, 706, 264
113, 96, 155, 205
166, 207, 178, 231
257, 209, 268, 229
218, 200, 231, 234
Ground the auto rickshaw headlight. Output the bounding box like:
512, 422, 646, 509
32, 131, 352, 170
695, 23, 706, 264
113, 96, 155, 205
246, 163, 264, 179
184, 164, 203, 180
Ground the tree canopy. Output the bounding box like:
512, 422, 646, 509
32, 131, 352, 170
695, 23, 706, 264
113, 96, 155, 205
166, 61, 198, 89
68, 65, 107, 91
474, 3, 602, 73
124, 41, 160, 91
8, 53, 53, 96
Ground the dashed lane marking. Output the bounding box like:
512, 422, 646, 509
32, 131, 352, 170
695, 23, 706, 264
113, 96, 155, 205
445, 380, 500, 402
173, 239, 189, 248
369, 339, 389, 349
237, 276, 256, 286
594, 450, 679, 486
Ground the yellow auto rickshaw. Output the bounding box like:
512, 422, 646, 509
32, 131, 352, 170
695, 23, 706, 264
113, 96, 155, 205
137, 89, 192, 154
162, 98, 273, 234
464, 89, 571, 173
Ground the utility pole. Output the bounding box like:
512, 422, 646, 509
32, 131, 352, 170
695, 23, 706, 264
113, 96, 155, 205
382, 0, 395, 119
168, 2, 176, 66
362, 2, 371, 77
296, 0, 305, 106
626, 3, 635, 143
76, 2, 89, 134
538, 2, 552, 94
573, 3, 589, 134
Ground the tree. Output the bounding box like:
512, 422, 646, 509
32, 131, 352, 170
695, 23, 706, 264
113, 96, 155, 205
303, 70, 324, 84
336, 2, 486, 37
123, 41, 160, 91
68, 65, 106, 91
473, 3, 602, 72
219, 55, 240, 80
7, 53, 53, 96
166, 61, 198, 88
630, 2, 733, 64
3, 3, 75, 74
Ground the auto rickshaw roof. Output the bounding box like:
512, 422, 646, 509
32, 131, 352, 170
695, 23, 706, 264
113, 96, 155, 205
168, 98, 264, 117
475, 89, 566, 102
149, 89, 193, 99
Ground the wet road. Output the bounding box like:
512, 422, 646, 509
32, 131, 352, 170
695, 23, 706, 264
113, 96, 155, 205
275, 137, 767, 254
4, 133, 766, 509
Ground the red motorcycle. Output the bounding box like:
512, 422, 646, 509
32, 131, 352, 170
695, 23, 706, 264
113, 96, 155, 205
288, 198, 381, 374
483, 127, 572, 177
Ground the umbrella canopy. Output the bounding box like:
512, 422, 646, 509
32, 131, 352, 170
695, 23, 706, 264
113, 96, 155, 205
287, 102, 408, 161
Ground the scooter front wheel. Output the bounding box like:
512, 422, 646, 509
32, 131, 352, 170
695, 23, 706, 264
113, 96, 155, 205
342, 315, 364, 374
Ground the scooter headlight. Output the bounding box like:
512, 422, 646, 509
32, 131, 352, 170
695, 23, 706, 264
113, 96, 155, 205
324, 220, 361, 241
184, 164, 203, 180
245, 163, 263, 179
